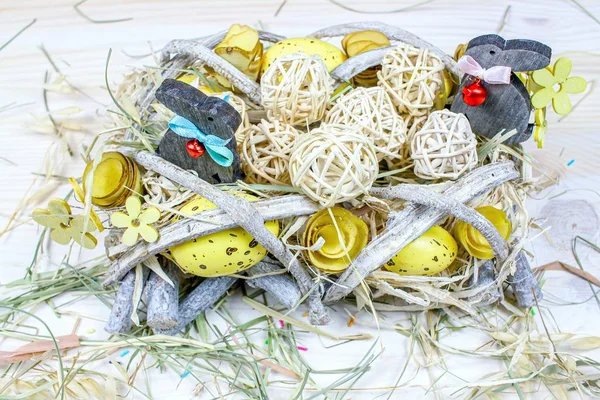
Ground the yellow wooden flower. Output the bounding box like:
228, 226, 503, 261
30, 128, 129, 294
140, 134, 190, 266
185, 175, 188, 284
69, 215, 99, 249
531, 57, 587, 115
341, 30, 390, 87
110, 196, 160, 246
533, 108, 547, 149
212, 24, 263, 89
302, 208, 368, 273
453, 43, 467, 62
32, 198, 97, 249
453, 206, 512, 260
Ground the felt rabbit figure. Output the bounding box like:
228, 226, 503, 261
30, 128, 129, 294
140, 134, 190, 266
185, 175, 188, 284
451, 34, 551, 145
156, 79, 244, 184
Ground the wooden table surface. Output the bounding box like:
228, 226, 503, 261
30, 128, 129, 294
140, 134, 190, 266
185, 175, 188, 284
1, 0, 600, 398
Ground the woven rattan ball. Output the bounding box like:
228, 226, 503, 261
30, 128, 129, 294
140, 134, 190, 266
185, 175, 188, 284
410, 110, 478, 180
378, 43, 445, 117
325, 87, 406, 165
240, 119, 299, 185
399, 113, 429, 163
260, 53, 333, 127
289, 124, 378, 207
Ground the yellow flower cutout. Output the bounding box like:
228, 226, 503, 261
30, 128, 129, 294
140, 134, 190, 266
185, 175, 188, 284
302, 208, 368, 274
110, 196, 160, 246
533, 108, 547, 149
453, 206, 511, 260
32, 198, 98, 249
531, 57, 587, 115
68, 177, 104, 232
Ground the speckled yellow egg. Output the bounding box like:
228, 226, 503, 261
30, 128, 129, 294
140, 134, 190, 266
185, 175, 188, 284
385, 226, 457, 276
169, 194, 279, 277
261, 38, 347, 75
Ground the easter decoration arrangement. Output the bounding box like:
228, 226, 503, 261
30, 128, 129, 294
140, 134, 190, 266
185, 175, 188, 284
31, 23, 587, 336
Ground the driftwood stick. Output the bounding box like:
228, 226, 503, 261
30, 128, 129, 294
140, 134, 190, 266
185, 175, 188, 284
105, 268, 150, 334
146, 259, 180, 331
160, 40, 261, 104
158, 276, 238, 335
469, 260, 504, 305
138, 56, 194, 124
325, 161, 519, 304
116, 148, 330, 325
246, 259, 302, 310
370, 184, 509, 262
201, 30, 286, 49
310, 21, 461, 78
104, 194, 320, 284
508, 251, 542, 308
330, 46, 393, 86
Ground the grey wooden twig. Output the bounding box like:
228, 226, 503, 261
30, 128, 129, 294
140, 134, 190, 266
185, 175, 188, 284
146, 259, 180, 331
104, 194, 320, 283
468, 260, 504, 305
157, 276, 238, 335
370, 184, 509, 262
201, 30, 286, 49
310, 21, 461, 78
325, 161, 519, 304
114, 148, 330, 325
508, 251, 542, 308
330, 46, 393, 86
160, 40, 261, 104
105, 268, 150, 334
246, 258, 302, 310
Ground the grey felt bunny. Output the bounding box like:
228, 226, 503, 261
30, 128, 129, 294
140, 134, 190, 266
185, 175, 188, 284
451, 34, 552, 145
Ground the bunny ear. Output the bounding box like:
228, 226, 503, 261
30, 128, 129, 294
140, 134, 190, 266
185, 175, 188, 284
465, 34, 552, 72
503, 39, 552, 71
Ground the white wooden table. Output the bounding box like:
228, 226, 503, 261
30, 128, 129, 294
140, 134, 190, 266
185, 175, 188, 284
1, 0, 599, 398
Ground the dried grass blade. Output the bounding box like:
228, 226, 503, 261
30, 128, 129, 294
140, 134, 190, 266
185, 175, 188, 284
243, 297, 371, 341
534, 261, 600, 288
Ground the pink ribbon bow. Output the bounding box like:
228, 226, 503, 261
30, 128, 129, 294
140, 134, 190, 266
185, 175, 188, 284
457, 55, 511, 84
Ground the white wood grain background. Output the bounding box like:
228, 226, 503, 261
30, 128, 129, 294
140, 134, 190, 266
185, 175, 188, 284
1, 0, 600, 398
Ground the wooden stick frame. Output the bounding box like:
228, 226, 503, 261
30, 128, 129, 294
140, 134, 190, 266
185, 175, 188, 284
104, 23, 540, 332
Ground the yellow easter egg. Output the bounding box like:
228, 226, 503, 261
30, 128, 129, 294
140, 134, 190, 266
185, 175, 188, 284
169, 194, 279, 277
385, 226, 457, 276
261, 38, 347, 76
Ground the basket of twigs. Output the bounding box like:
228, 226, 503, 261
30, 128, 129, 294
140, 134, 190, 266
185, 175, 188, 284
32, 22, 586, 336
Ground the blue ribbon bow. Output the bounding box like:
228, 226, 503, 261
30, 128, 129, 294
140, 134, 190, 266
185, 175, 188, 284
168, 114, 234, 167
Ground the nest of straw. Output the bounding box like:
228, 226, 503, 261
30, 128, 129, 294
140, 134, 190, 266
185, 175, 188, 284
95, 22, 548, 329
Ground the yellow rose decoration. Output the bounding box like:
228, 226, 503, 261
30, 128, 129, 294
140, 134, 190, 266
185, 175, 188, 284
341, 30, 390, 87
32, 198, 98, 249
453, 43, 467, 62
82, 152, 143, 209
302, 208, 368, 273
210, 24, 263, 89
454, 206, 512, 260
110, 196, 160, 246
